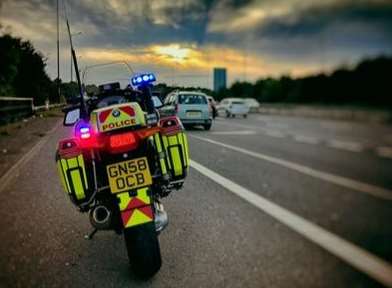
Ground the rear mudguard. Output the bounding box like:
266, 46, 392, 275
116, 187, 154, 229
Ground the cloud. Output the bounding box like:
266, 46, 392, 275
206, 0, 392, 67
257, 1, 392, 39
1, 0, 391, 86
80, 43, 306, 80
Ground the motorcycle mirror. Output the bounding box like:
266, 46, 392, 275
64, 108, 81, 126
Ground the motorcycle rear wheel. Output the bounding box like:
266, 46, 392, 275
124, 222, 162, 279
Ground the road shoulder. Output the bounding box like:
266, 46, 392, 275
0, 111, 63, 177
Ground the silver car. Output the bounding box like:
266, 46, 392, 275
161, 91, 212, 130
217, 98, 250, 118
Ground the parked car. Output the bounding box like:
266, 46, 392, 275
244, 98, 260, 113
160, 91, 212, 130
217, 98, 250, 118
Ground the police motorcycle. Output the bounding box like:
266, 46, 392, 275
56, 73, 189, 278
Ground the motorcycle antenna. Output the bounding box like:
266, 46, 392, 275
63, 1, 87, 119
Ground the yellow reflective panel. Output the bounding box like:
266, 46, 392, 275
57, 160, 69, 193
67, 157, 78, 169
125, 209, 153, 228
164, 136, 171, 170
117, 192, 131, 211
137, 188, 151, 204
168, 135, 178, 146
70, 170, 85, 200
182, 133, 190, 167
170, 146, 183, 176
160, 159, 167, 175
178, 133, 186, 166
60, 159, 71, 192
154, 133, 162, 152
77, 154, 88, 189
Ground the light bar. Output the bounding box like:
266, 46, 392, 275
79, 126, 91, 139
131, 73, 156, 86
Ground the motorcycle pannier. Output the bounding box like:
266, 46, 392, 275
56, 138, 93, 206
155, 116, 190, 181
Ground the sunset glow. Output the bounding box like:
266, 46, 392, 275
1, 0, 390, 87
152, 44, 191, 63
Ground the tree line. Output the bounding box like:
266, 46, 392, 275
1, 32, 390, 108
0, 33, 59, 105
0, 32, 100, 105
214, 56, 392, 108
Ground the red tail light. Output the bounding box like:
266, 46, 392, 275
110, 132, 137, 149
107, 127, 160, 154
58, 138, 80, 158
72, 122, 161, 154
159, 116, 182, 135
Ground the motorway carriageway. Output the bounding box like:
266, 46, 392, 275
0, 114, 391, 287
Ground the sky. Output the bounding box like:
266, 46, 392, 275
0, 0, 391, 88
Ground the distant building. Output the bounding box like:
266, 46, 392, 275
213, 68, 227, 92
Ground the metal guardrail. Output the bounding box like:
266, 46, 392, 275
0, 97, 34, 125
0, 97, 65, 125
33, 102, 65, 112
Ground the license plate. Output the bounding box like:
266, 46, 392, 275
106, 157, 152, 194
186, 111, 201, 117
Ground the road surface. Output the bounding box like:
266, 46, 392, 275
0, 114, 391, 287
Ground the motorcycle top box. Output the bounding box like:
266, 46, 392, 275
90, 102, 146, 133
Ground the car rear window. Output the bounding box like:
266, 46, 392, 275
178, 94, 207, 105
232, 101, 244, 105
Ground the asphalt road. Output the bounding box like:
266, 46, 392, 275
0, 114, 391, 287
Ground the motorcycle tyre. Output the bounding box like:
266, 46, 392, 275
124, 222, 162, 279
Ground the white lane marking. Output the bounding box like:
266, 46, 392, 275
327, 140, 364, 152
376, 147, 392, 159
265, 130, 286, 138
190, 135, 392, 201
0, 120, 62, 193
190, 160, 392, 287
211, 131, 256, 136
293, 135, 319, 145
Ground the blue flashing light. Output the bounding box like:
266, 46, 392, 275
131, 73, 157, 87
80, 127, 90, 133
79, 126, 91, 139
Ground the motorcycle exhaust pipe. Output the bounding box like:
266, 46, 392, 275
89, 205, 111, 230
154, 202, 168, 233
